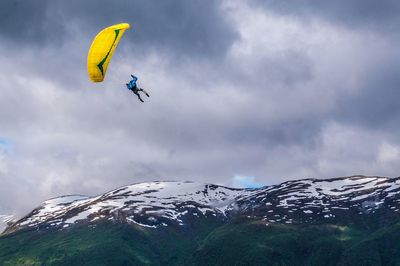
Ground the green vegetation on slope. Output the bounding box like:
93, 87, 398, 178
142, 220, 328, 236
188, 220, 364, 266
1, 219, 400, 265
0, 220, 220, 266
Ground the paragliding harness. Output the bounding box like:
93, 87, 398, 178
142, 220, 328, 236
126, 75, 149, 102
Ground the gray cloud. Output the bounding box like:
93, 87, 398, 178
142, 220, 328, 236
0, 0, 66, 46
0, 0, 237, 59
334, 55, 400, 130
1, 0, 400, 218
250, 0, 400, 33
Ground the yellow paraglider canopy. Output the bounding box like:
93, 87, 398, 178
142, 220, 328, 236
87, 23, 130, 82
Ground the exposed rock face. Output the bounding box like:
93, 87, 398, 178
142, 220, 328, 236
5, 175, 400, 234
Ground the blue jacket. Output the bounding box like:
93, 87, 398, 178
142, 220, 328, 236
127, 75, 138, 90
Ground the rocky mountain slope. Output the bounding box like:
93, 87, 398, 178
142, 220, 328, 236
5, 175, 400, 234
2, 175, 400, 265
0, 215, 13, 233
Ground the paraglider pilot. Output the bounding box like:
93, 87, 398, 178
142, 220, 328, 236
126, 75, 149, 102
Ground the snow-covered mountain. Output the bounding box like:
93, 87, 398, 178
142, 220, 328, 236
0, 215, 14, 233
4, 175, 400, 234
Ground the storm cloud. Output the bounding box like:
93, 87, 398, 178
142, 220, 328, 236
1, 0, 400, 217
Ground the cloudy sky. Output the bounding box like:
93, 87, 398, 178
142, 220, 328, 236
1, 0, 400, 216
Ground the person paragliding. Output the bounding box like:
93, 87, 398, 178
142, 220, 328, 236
87, 23, 151, 103
126, 75, 150, 102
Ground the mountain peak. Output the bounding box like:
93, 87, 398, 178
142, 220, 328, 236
4, 175, 400, 234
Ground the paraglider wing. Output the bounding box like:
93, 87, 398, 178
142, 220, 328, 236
87, 23, 130, 82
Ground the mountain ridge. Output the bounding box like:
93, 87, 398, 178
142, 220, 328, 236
4, 175, 400, 235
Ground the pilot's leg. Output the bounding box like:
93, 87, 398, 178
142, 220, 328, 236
140, 88, 150, 97
134, 91, 144, 102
